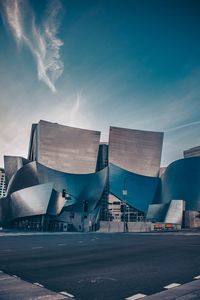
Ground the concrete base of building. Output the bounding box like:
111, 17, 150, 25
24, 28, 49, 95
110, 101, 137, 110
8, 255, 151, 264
98, 221, 153, 232
98, 221, 182, 233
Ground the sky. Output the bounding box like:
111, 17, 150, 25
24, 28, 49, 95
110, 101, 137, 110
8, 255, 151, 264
0, 0, 200, 167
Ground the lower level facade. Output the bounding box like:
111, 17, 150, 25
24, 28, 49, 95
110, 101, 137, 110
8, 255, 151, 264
0, 158, 108, 231
0, 155, 200, 231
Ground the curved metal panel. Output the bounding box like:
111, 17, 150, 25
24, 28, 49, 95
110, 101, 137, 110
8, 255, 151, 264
164, 200, 184, 224
161, 157, 200, 211
0, 197, 6, 224
10, 182, 53, 220
146, 203, 169, 222
4, 156, 30, 186
29, 120, 101, 174
2, 154, 108, 225
47, 189, 65, 215
6, 161, 39, 195
109, 126, 163, 177
36, 163, 108, 213
184, 146, 200, 158
109, 163, 160, 213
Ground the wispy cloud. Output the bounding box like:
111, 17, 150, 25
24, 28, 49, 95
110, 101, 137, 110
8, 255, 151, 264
2, 0, 64, 93
2, 0, 24, 43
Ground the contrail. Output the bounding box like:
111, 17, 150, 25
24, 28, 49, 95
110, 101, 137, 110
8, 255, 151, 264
69, 93, 81, 125
165, 120, 200, 133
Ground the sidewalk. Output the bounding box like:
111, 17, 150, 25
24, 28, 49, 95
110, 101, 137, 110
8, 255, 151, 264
1, 271, 200, 300
143, 278, 200, 300
0, 230, 82, 236
1, 228, 200, 237
0, 271, 74, 300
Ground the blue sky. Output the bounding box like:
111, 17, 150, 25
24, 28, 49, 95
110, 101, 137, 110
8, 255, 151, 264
0, 0, 200, 167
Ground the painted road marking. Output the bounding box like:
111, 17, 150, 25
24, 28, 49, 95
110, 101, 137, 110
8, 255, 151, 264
33, 296, 59, 299
60, 291, 74, 298
36, 295, 64, 299
126, 294, 146, 300
0, 277, 10, 281
194, 275, 200, 279
33, 282, 44, 287
32, 246, 43, 250
1, 249, 12, 252
184, 233, 200, 236
164, 283, 181, 289
58, 243, 66, 246
0, 270, 3, 273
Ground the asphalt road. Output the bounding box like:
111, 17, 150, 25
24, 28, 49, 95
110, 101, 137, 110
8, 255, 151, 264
0, 232, 200, 300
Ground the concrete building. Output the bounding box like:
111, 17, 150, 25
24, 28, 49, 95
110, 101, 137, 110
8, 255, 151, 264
0, 168, 6, 198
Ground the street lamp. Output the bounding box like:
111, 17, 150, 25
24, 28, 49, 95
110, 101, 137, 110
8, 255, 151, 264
62, 189, 76, 231
105, 208, 112, 232
82, 200, 88, 232
122, 189, 127, 232
62, 189, 89, 232
122, 176, 132, 232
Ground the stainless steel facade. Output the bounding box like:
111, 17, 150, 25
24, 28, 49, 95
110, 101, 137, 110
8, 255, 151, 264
4, 156, 30, 186
96, 143, 109, 220
1, 120, 199, 230
147, 200, 185, 225
108, 126, 163, 221
161, 157, 200, 211
1, 123, 165, 229
28, 120, 101, 174
109, 126, 163, 177
109, 163, 160, 214
1, 160, 107, 229
146, 203, 169, 222
147, 157, 200, 227
164, 200, 185, 225
10, 183, 55, 220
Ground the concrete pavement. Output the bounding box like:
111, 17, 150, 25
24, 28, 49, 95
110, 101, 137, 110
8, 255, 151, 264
1, 270, 200, 300
143, 278, 200, 300
0, 271, 73, 300
0, 231, 200, 299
